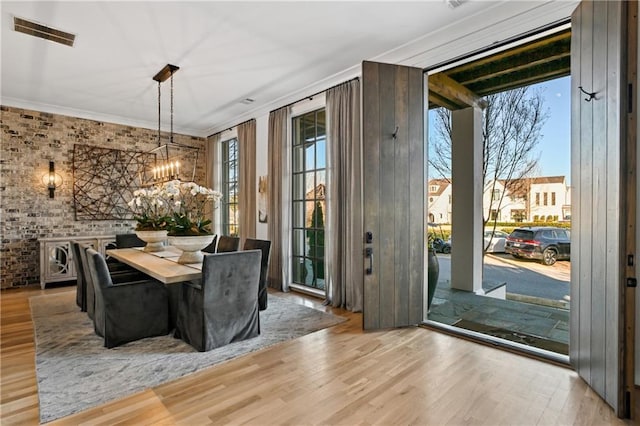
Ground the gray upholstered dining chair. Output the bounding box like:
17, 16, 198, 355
201, 234, 218, 253
85, 248, 169, 348
175, 250, 261, 352
71, 241, 88, 311
106, 233, 145, 273
76, 242, 148, 320
242, 238, 271, 311
115, 233, 145, 248
216, 235, 240, 253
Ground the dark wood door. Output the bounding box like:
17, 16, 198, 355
362, 61, 425, 330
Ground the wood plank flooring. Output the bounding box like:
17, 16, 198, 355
0, 285, 631, 425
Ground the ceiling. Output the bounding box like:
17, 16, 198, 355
1, 1, 578, 137
428, 28, 571, 110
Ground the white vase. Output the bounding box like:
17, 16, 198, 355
135, 230, 168, 252
168, 235, 215, 264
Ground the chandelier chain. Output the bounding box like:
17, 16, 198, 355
170, 73, 174, 144
157, 81, 161, 147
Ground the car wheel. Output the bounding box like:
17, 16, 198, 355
542, 248, 557, 266
443, 246, 451, 254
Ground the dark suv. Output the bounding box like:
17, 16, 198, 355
505, 227, 570, 265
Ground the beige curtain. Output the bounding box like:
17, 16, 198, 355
238, 119, 256, 244
205, 133, 221, 233
267, 107, 291, 292
325, 79, 363, 311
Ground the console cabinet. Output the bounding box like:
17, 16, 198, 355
38, 235, 116, 289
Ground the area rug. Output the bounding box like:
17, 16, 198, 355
30, 291, 346, 423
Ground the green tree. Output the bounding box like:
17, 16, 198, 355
307, 201, 325, 283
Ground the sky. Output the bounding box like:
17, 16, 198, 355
428, 74, 572, 182
534, 75, 571, 179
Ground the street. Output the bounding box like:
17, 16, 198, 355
436, 252, 570, 302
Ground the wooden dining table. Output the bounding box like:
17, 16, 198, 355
106, 246, 203, 327
106, 246, 202, 284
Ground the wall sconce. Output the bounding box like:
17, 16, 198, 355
42, 161, 62, 198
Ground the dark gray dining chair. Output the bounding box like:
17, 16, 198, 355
175, 250, 261, 352
115, 233, 145, 248
216, 235, 240, 253
201, 234, 218, 253
77, 243, 148, 321
86, 248, 169, 348
242, 238, 271, 311
71, 241, 88, 311
106, 233, 146, 273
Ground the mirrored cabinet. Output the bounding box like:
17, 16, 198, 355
38, 236, 116, 289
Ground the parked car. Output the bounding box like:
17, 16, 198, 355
432, 237, 451, 254
483, 229, 509, 253
505, 226, 570, 265
428, 222, 451, 254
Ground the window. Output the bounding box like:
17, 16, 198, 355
429, 197, 434, 202
429, 185, 439, 192
221, 138, 239, 236
490, 209, 499, 221
551, 192, 556, 206
492, 189, 501, 199
535, 192, 540, 205
291, 109, 326, 290
543, 192, 548, 206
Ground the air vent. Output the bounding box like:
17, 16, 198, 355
445, 0, 466, 8
14, 16, 75, 47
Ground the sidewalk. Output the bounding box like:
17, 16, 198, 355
428, 278, 570, 355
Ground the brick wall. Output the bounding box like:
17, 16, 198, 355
0, 106, 206, 288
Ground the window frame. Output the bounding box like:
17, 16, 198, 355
220, 137, 239, 237
290, 107, 326, 291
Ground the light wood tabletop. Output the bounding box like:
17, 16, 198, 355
106, 247, 202, 284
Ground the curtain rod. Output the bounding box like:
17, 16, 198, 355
208, 118, 256, 138
269, 76, 360, 114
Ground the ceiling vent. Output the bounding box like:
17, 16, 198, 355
445, 0, 466, 9
13, 16, 75, 47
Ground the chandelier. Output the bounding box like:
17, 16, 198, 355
149, 64, 198, 183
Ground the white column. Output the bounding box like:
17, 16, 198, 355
451, 107, 483, 294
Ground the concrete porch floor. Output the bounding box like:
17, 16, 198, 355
427, 278, 570, 355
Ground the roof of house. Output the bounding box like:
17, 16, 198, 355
427, 179, 451, 197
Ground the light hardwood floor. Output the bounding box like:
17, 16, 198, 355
0, 285, 631, 425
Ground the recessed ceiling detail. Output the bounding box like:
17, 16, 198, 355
13, 16, 75, 47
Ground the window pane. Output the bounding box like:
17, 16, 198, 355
292, 201, 305, 227
293, 146, 304, 172
316, 170, 326, 188
305, 143, 315, 170
293, 257, 306, 282
304, 113, 316, 142
316, 110, 326, 137
293, 119, 304, 147
305, 172, 315, 199
292, 173, 304, 201
316, 138, 326, 169
305, 200, 315, 227
293, 229, 305, 257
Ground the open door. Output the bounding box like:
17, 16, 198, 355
571, 0, 636, 417
362, 61, 425, 330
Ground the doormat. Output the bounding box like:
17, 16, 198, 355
453, 319, 568, 355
